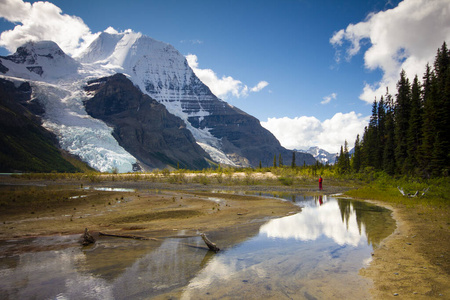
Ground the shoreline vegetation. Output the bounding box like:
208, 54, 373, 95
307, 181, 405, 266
0, 168, 448, 299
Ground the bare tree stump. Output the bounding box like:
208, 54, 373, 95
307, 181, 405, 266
81, 228, 96, 246
201, 233, 220, 253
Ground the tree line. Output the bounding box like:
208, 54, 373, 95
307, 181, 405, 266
337, 42, 449, 178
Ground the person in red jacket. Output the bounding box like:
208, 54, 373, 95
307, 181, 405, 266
319, 176, 323, 190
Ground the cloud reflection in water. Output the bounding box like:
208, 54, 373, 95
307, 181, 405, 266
260, 197, 367, 246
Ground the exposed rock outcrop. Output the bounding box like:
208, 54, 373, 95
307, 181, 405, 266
84, 74, 211, 170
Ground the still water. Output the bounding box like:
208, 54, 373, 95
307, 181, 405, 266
0, 195, 395, 299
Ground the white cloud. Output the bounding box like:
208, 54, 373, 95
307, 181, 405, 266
0, 0, 97, 56
330, 0, 450, 103
250, 81, 269, 92
321, 92, 337, 104
186, 54, 268, 99
180, 39, 203, 45
261, 112, 369, 153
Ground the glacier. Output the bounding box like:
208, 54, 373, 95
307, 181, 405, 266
1, 41, 137, 172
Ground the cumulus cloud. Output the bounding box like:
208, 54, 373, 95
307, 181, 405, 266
321, 92, 337, 104
186, 54, 268, 99
330, 0, 450, 103
261, 112, 369, 153
0, 0, 97, 56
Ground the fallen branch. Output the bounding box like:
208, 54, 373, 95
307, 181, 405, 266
397, 186, 429, 198
201, 233, 220, 253
99, 231, 157, 241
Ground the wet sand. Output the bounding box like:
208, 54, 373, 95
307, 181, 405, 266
359, 200, 449, 299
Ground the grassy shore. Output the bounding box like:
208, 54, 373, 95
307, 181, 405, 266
344, 176, 449, 299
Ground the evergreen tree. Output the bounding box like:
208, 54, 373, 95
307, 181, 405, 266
430, 42, 450, 175
377, 96, 386, 167
383, 89, 396, 175
337, 145, 344, 174
394, 70, 411, 173
278, 154, 283, 167
343, 140, 351, 172
419, 64, 436, 176
273, 155, 277, 168
291, 151, 296, 168
406, 75, 422, 173
352, 134, 362, 172
337, 141, 350, 174
364, 100, 380, 169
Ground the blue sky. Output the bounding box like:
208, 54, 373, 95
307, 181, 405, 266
1, 0, 449, 153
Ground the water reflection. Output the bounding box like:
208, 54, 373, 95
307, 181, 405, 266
181, 196, 395, 299
260, 196, 369, 246
0, 195, 395, 299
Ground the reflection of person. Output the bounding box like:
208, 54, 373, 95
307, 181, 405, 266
319, 195, 323, 205
319, 176, 323, 190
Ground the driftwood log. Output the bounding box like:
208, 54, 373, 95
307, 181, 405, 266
82, 229, 219, 252
99, 231, 157, 241
201, 233, 220, 253
81, 228, 96, 246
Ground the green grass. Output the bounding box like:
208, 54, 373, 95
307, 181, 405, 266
344, 175, 450, 208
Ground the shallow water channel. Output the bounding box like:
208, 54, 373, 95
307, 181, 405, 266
0, 194, 395, 299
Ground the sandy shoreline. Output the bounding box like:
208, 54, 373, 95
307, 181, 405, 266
359, 200, 449, 299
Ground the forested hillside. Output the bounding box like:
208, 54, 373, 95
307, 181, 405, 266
337, 42, 449, 178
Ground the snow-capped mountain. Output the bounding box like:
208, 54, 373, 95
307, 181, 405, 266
299, 147, 338, 165
0, 30, 315, 172
77, 31, 241, 165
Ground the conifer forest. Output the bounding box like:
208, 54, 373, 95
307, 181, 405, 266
337, 42, 450, 178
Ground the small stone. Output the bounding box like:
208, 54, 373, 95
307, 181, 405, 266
406, 242, 412, 245
394, 293, 399, 296
394, 272, 399, 275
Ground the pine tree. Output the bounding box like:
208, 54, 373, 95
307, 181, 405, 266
337, 141, 350, 174
352, 134, 362, 172
383, 89, 396, 175
278, 154, 283, 167
291, 151, 296, 168
394, 70, 411, 173
405, 75, 422, 173
273, 155, 277, 168
377, 97, 386, 167
430, 42, 450, 176
364, 100, 380, 169
343, 140, 351, 172
419, 64, 436, 176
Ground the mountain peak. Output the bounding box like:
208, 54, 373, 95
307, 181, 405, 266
1, 40, 80, 80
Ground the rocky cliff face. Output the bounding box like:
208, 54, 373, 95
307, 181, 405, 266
84, 74, 210, 170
